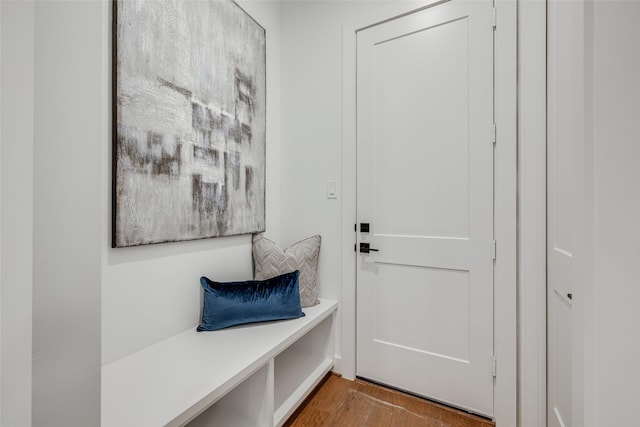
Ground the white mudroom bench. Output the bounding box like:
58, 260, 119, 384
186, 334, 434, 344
102, 299, 338, 427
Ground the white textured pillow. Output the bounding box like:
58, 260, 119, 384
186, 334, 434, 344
252, 233, 320, 307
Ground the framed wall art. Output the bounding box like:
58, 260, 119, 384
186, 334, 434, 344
113, 0, 266, 247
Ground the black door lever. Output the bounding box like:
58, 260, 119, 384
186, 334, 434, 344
359, 243, 379, 254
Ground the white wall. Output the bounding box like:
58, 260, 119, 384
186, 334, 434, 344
31, 2, 104, 425
102, 0, 282, 364
1, 2, 34, 425
590, 1, 640, 424
280, 0, 350, 364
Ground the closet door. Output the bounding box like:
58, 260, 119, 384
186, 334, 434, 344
547, 1, 586, 426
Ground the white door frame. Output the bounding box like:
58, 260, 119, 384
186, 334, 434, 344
517, 1, 547, 426
340, 0, 519, 425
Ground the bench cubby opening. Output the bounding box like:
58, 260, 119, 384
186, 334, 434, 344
186, 362, 272, 427
274, 314, 334, 426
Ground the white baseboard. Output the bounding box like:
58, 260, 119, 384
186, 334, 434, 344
332, 356, 344, 377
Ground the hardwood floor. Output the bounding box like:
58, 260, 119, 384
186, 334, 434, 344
284, 374, 495, 427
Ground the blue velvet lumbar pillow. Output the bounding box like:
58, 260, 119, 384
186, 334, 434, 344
197, 270, 305, 332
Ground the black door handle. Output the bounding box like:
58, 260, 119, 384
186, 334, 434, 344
359, 243, 379, 253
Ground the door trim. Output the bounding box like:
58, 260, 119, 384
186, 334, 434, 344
340, 1, 517, 425
517, 1, 547, 426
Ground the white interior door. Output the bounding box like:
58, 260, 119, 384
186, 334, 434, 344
547, 1, 583, 426
356, 0, 495, 417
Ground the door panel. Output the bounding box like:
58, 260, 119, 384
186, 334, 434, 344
374, 265, 471, 361
372, 17, 470, 239
356, 0, 494, 416
549, 291, 573, 427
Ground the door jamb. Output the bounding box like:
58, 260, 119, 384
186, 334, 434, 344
517, 1, 547, 426
340, 1, 518, 425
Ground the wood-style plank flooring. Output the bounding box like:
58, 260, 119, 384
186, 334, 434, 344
284, 374, 495, 427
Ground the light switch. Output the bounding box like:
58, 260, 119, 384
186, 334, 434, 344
327, 180, 338, 199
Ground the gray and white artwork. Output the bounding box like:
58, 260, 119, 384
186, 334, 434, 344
113, 0, 266, 247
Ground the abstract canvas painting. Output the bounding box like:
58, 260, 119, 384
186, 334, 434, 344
113, 0, 266, 247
